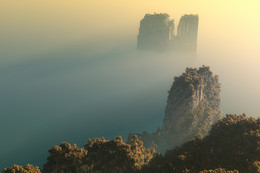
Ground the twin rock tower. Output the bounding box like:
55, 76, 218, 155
137, 13, 199, 54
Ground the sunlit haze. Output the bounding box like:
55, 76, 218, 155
1, 0, 260, 170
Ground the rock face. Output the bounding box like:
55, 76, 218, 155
130, 66, 221, 152
141, 114, 260, 173
137, 13, 199, 54
3, 164, 41, 173
174, 14, 199, 52
162, 66, 221, 147
137, 13, 175, 51
42, 136, 156, 173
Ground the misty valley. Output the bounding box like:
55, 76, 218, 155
1, 9, 260, 173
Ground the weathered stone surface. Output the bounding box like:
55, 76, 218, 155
130, 66, 221, 152
162, 66, 221, 147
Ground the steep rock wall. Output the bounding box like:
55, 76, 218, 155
137, 13, 174, 51
137, 13, 199, 54
130, 66, 221, 152
174, 14, 199, 52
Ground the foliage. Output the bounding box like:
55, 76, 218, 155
3, 164, 41, 173
141, 114, 260, 173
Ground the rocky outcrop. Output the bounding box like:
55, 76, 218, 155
137, 13, 175, 51
162, 66, 221, 147
141, 114, 260, 173
174, 14, 199, 52
42, 136, 156, 173
137, 13, 199, 54
130, 66, 221, 152
3, 164, 41, 173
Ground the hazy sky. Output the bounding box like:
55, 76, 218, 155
1, 0, 260, 170
1, 0, 260, 63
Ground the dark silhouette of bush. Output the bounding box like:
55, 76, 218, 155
141, 114, 260, 173
42, 141, 88, 173
3, 115, 259, 173
42, 136, 156, 173
84, 136, 156, 173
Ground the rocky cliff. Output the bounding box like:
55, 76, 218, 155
174, 14, 199, 52
137, 13, 175, 51
162, 66, 221, 148
130, 66, 221, 152
137, 13, 199, 54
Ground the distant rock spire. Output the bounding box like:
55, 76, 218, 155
137, 13, 199, 55
174, 14, 199, 53
137, 13, 175, 51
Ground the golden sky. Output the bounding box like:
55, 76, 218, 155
1, 1, 260, 168
1, 0, 260, 60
